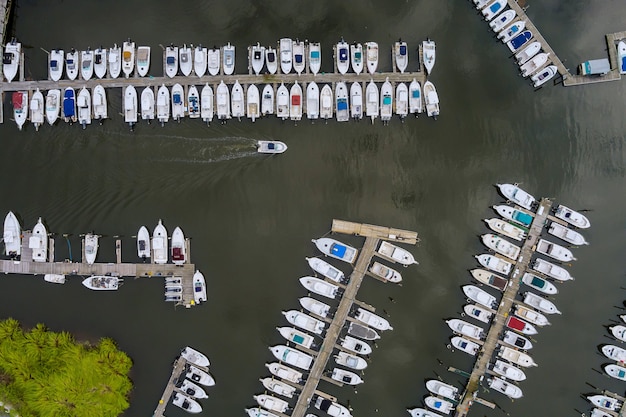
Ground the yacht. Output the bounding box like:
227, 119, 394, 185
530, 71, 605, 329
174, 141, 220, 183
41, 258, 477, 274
276, 83, 289, 120
446, 318, 484, 340
336, 39, 349, 74
490, 9, 516, 32
82, 275, 121, 291
481, 233, 521, 260
395, 82, 408, 119
350, 43, 363, 74
179, 44, 192, 76
63, 87, 77, 123
245, 84, 260, 122
365, 80, 379, 123
3, 39, 21, 82
548, 221, 588, 245
369, 261, 402, 283
409, 79, 422, 115
137, 226, 150, 259
300, 276, 338, 299
394, 39, 408, 73
483, 217, 526, 241
376, 240, 417, 265
266, 362, 303, 384
172, 393, 202, 414
306, 256, 345, 283
497, 182, 536, 210
66, 49, 79, 80
365, 41, 378, 74
309, 42, 321, 74
279, 38, 293, 74
319, 84, 333, 120
536, 238, 576, 262
187, 85, 200, 118
222, 43, 235, 75
463, 303, 493, 324
250, 43, 265, 75
498, 346, 537, 367
299, 296, 331, 318
354, 307, 393, 331
475, 254, 513, 275
335, 351, 367, 370
265, 46, 277, 74
172, 83, 185, 122
532, 65, 557, 88
482, 0, 507, 21
181, 346, 210, 368
350, 82, 363, 119
554, 204, 591, 228
282, 310, 326, 335
470, 268, 508, 291
515, 41, 541, 65
108, 44, 121, 78
425, 380, 458, 401
340, 335, 372, 355
261, 84, 274, 116
94, 47, 107, 78
450, 336, 479, 355
165, 45, 178, 78
231, 81, 245, 119
331, 368, 363, 385
380, 78, 393, 122
314, 397, 353, 417
423, 80, 439, 119
532, 257, 573, 281
177, 379, 208, 400
260, 377, 297, 398
501, 330, 533, 350
521, 272, 558, 295
488, 376, 523, 399
207, 46, 220, 75
292, 39, 305, 75
335, 81, 349, 122
12, 91, 28, 130
424, 396, 453, 414
185, 364, 215, 386
520, 52, 549, 77
216, 81, 231, 120
514, 305, 550, 326
3, 211, 21, 258
277, 326, 316, 349
171, 226, 186, 265
312, 237, 358, 263
289, 82, 303, 121
422, 39, 436, 74
522, 291, 561, 314
269, 345, 313, 370
49, 49, 64, 81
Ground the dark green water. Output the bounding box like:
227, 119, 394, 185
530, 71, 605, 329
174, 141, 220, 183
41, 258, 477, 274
1, 0, 626, 416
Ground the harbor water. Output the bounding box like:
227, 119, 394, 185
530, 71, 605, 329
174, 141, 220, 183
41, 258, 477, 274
1, 0, 626, 416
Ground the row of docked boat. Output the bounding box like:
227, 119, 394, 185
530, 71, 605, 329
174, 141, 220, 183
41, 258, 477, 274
170, 346, 215, 414
472, 0, 559, 87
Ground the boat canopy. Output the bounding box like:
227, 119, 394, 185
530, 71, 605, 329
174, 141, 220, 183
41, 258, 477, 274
295, 54, 303, 63
267, 51, 276, 61
173, 93, 182, 104
339, 48, 348, 61
355, 51, 362, 60
291, 95, 301, 105
63, 99, 75, 116
167, 56, 175, 65
181, 53, 189, 63
253, 51, 261, 59
12, 92, 23, 107
412, 89, 420, 98
123, 51, 132, 60
311, 51, 320, 59
3, 52, 13, 64
383, 95, 392, 105
513, 211, 533, 226
331, 243, 347, 258
173, 247, 184, 261
267, 143, 277, 150
399, 45, 407, 55
50, 60, 58, 70
337, 99, 348, 111
95, 54, 102, 64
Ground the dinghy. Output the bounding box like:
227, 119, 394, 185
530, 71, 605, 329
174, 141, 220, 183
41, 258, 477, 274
521, 273, 557, 295
152, 219, 168, 264
257, 140, 287, 154
84, 233, 98, 265
554, 204, 590, 228
216, 81, 230, 120
276, 83, 289, 120
365, 81, 379, 123
181, 346, 210, 368
193, 270, 207, 303
515, 41, 541, 65
488, 376, 523, 399
350, 43, 363, 74
156, 85, 170, 125
314, 397, 353, 417
306, 256, 345, 283
136, 46, 150, 77
289, 82, 303, 121
141, 87, 155, 121
498, 346, 537, 367
377, 240, 417, 266
269, 345, 313, 370
171, 83, 185, 122
122, 40, 135, 77
30, 218, 47, 262
548, 221, 588, 245
463, 304, 493, 324
514, 305, 550, 326
394, 39, 408, 73
277, 326, 316, 349
231, 81, 245, 119
423, 80, 439, 118
365, 41, 378, 74
3, 211, 21, 257
171, 227, 186, 265
49, 49, 64, 81
481, 233, 521, 260
348, 322, 380, 340
532, 65, 557, 88
425, 380, 458, 401
92, 85, 107, 122
350, 82, 363, 119
250, 43, 265, 75
309, 42, 321, 75
520, 52, 549, 77
335, 351, 367, 370
77, 88, 91, 128
319, 84, 333, 120
475, 254, 512, 275
137, 226, 150, 259
179, 45, 192, 76
193, 45, 207, 77
187, 85, 200, 118
490, 9, 516, 33
306, 82, 319, 120
483, 218, 527, 241
336, 39, 349, 74
299, 297, 331, 318
177, 379, 208, 399
451, 336, 479, 355
506, 315, 537, 335
279, 38, 292, 74
312, 237, 358, 263
265, 46, 277, 74
165, 45, 178, 78
185, 364, 215, 386
283, 310, 326, 335
424, 396, 453, 415
587, 395, 621, 411
300, 276, 339, 299
82, 275, 121, 290
261, 84, 274, 116
108, 44, 121, 78
470, 268, 508, 293
492, 359, 526, 381
422, 39, 436, 74
44, 274, 65, 284
172, 393, 202, 414
207, 46, 220, 75
254, 394, 289, 413
246, 84, 260, 122
340, 335, 372, 355
266, 362, 302, 384
3, 39, 20, 82
292, 39, 305, 75
409, 79, 422, 115
482, 0, 507, 21
260, 377, 297, 398
380, 79, 393, 122
368, 261, 402, 283
30, 89, 44, 131
496, 183, 535, 210
463, 285, 497, 309
331, 368, 363, 385
45, 89, 61, 125
63, 87, 77, 123
532, 258, 572, 281
354, 307, 393, 331
502, 330, 533, 350
12, 91, 28, 130
446, 319, 484, 340
601, 344, 626, 362
335, 82, 349, 122
395, 82, 409, 119
65, 49, 79, 80
123, 85, 138, 129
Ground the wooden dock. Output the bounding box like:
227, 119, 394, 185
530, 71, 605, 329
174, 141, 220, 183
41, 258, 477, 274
453, 198, 552, 417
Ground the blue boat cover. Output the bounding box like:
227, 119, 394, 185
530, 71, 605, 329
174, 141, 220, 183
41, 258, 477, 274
621, 57, 626, 72
63, 98, 75, 116
331, 243, 347, 258
383, 95, 392, 105
411, 90, 420, 98
530, 276, 545, 288
434, 401, 442, 408
513, 210, 533, 226
64, 89, 73, 99
295, 54, 303, 63
293, 334, 305, 344
339, 48, 348, 61
50, 60, 58, 69
310, 51, 320, 59
490, 2, 502, 12
194, 283, 202, 292
173, 93, 181, 104
510, 31, 532, 50
337, 99, 348, 111
267, 143, 276, 150
399, 45, 406, 55
166, 56, 175, 64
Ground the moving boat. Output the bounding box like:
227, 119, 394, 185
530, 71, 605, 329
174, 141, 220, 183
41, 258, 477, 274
172, 83, 185, 122
309, 42, 321, 75
306, 256, 345, 283
462, 284, 497, 309
493, 204, 533, 227
231, 81, 245, 119
136, 46, 150, 77
492, 359, 526, 381
260, 377, 297, 398
45, 89, 61, 125
276, 83, 289, 120
300, 276, 339, 299
424, 396, 453, 415
63, 87, 77, 123
335, 351, 367, 370
12, 91, 28, 130
207, 46, 220, 75
499, 21, 526, 43
605, 364, 626, 381
177, 379, 208, 399
470, 268, 508, 292
254, 394, 289, 413
475, 254, 513, 275
515, 41, 541, 65
394, 39, 408, 73
290, 82, 303, 121
279, 38, 293, 74
331, 368, 363, 385
340, 335, 372, 355
261, 84, 274, 116
82, 275, 121, 290
77, 87, 92, 129
156, 85, 170, 125
84, 233, 99, 264
407, 408, 441, 417
507, 30, 533, 53
312, 237, 358, 263
490, 9, 516, 33
501, 329, 533, 349
601, 344, 626, 362
425, 380, 458, 401
283, 310, 326, 335
277, 326, 316, 349
482, 0, 507, 21
179, 45, 192, 76
488, 376, 523, 399
30, 218, 48, 262
269, 345, 313, 370
505, 315, 537, 335
521, 273, 558, 295
265, 46, 277, 74
554, 204, 590, 228
3, 211, 21, 257
611, 325, 626, 342
108, 44, 121, 78
587, 395, 621, 411
319, 84, 333, 120
152, 219, 168, 264
216, 81, 231, 120
365, 80, 379, 123
536, 238, 575, 262
292, 39, 305, 75
193, 45, 207, 77
354, 307, 393, 331
123, 85, 138, 129
395, 82, 408, 119
498, 346, 537, 367
193, 270, 207, 303
44, 274, 66, 284
299, 297, 331, 318
185, 364, 215, 386
66, 49, 79, 80
92, 85, 108, 122
165, 45, 178, 78
172, 393, 202, 414
532, 258, 573, 281
30, 89, 44, 131
409, 79, 422, 115
548, 221, 588, 245
369, 261, 402, 283
266, 362, 303, 384
483, 218, 527, 241
335, 82, 349, 122
350, 43, 363, 74
49, 49, 64, 81
137, 226, 150, 259
365, 41, 378, 74
80, 49, 94, 80
463, 303, 493, 324
314, 397, 353, 417
422, 39, 435, 74
380, 78, 393, 122
306, 81, 320, 120
141, 87, 155, 121
451, 336, 479, 355
336, 39, 349, 75
349, 82, 363, 119
181, 346, 210, 368
446, 319, 484, 340
187, 85, 200, 118
423, 80, 439, 119
531, 65, 557, 88
481, 233, 521, 260
3, 39, 21, 82
348, 322, 380, 340
122, 40, 135, 77
251, 43, 265, 75
514, 305, 550, 326
496, 183, 535, 210
520, 52, 549, 77
171, 227, 186, 265
257, 140, 288, 154
377, 240, 417, 266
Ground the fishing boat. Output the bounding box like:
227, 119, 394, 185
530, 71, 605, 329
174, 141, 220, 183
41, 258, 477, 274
484, 218, 526, 241
216, 81, 231, 120
380, 78, 393, 122
482, 0, 507, 20
93, 48, 106, 79
171, 227, 186, 265
265, 46, 277, 74
377, 240, 417, 266
172, 393, 202, 414
336, 39, 349, 75
463, 304, 493, 324
488, 376, 523, 399
29, 89, 44, 131
283, 310, 326, 335
179, 45, 192, 76
246, 408, 279, 417
522, 292, 560, 315
492, 359, 526, 381
591, 408, 614, 417
515, 41, 541, 65
181, 346, 210, 368
605, 364, 626, 381
261, 84, 274, 116
601, 344, 626, 362
350, 43, 363, 74
548, 221, 588, 245
165, 45, 178, 78
532, 65, 557, 88
198, 84, 213, 123
499, 21, 526, 43
514, 305, 550, 326
156, 85, 170, 125
136, 226, 150, 259
92, 85, 107, 122
231, 81, 245, 119
498, 346, 537, 367
135, 46, 150, 77
122, 40, 135, 77
507, 30, 533, 53
505, 315, 537, 335
587, 395, 621, 411
250, 43, 265, 75
266, 362, 303, 384
44, 274, 65, 284
269, 345, 313, 370
63, 87, 77, 123
490, 9, 516, 32
80, 49, 94, 80
407, 408, 441, 417
306, 256, 345, 283
290, 82, 303, 121
408, 79, 422, 115
3, 211, 21, 258
422, 39, 436, 74
319, 84, 333, 120
187, 85, 200, 118
65, 49, 79, 80
207, 46, 220, 75
152, 219, 168, 264
276, 83, 289, 120
314, 397, 352, 417
463, 285, 497, 309
30, 218, 47, 262
496, 183, 535, 210
369, 261, 402, 283
260, 377, 297, 398
257, 140, 287, 154
82, 275, 121, 290
521, 273, 557, 295
481, 233, 521, 260
348, 82, 362, 120
425, 380, 458, 401
185, 364, 215, 386
309, 42, 321, 75
279, 38, 292, 74
554, 204, 590, 228
293, 39, 305, 75
340, 335, 372, 355
191, 270, 206, 303
365, 41, 378, 74
172, 83, 185, 122
123, 85, 138, 129
3, 40, 20, 82
254, 394, 289, 413
424, 396, 453, 415
45, 89, 61, 125
12, 91, 27, 130
348, 322, 380, 340
536, 238, 576, 262
77, 87, 91, 129
306, 81, 319, 120
193, 45, 207, 77
394, 39, 408, 73
423, 81, 439, 119
335, 351, 367, 370
451, 336, 479, 355
532, 258, 573, 281
365, 80, 379, 123
300, 276, 339, 299
177, 379, 208, 399
520, 52, 549, 77
299, 297, 331, 318
331, 368, 363, 385
395, 82, 408, 119
335, 81, 349, 122
246, 84, 260, 121
493, 204, 533, 227
475, 254, 513, 275
84, 233, 99, 265
277, 326, 316, 350
354, 307, 393, 331
501, 329, 533, 349
312, 237, 358, 263
140, 87, 155, 121
611, 325, 626, 342
446, 318, 484, 340
49, 49, 64, 81
109, 44, 121, 78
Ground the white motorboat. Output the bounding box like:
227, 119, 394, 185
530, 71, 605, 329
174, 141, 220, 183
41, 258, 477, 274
137, 226, 150, 259
350, 43, 363, 74
422, 39, 436, 74
299, 296, 331, 318
80, 49, 94, 80
223, 43, 236, 74
193, 45, 207, 77
532, 65, 557, 87
424, 396, 453, 415
395, 82, 409, 119
187, 85, 200, 118
450, 336, 479, 355
123, 85, 138, 129
165, 45, 178, 78
407, 408, 441, 417
179, 44, 192, 76
277, 326, 316, 349
620, 40, 626, 74
377, 240, 417, 266
536, 238, 575, 262
92, 85, 108, 122
306, 81, 319, 120
276, 83, 289, 120
475, 254, 512, 275
290, 82, 303, 121
365, 80, 379, 123
207, 47, 220, 75
108, 44, 121, 78
365, 41, 378, 74
279, 38, 292, 74
185, 364, 215, 386
506, 315, 537, 335
266, 362, 303, 384
425, 380, 458, 401
65, 49, 79, 80
49, 49, 64, 81
521, 273, 558, 295
482, 0, 507, 20
488, 376, 523, 399
591, 408, 614, 417
246, 84, 260, 122
293, 39, 305, 75
152, 219, 168, 264
446, 318, 484, 340
481, 233, 521, 260
354, 307, 393, 331
347, 322, 380, 341
471, 268, 508, 291
313, 237, 358, 263
380, 78, 393, 122
141, 87, 155, 121
532, 258, 572, 281
260, 377, 297, 398
30, 89, 44, 131
231, 81, 245, 119
484, 218, 527, 241
172, 83, 185, 122
156, 85, 170, 125
349, 82, 362, 120
259, 84, 274, 117
490, 9, 516, 32
335, 351, 367, 370
394, 39, 408, 73
3, 39, 20, 82
520, 52, 549, 77
331, 368, 363, 385
336, 39, 349, 75
171, 226, 186, 265
408, 79, 422, 115
178, 379, 208, 399
30, 218, 48, 262
247, 408, 280, 417
309, 42, 321, 75
493, 204, 534, 227
94, 47, 106, 78
192, 270, 207, 303
82, 275, 121, 290
172, 392, 202, 414
314, 397, 353, 417
502, 330, 533, 350
200, 84, 214, 124
602, 344, 626, 362
257, 140, 287, 154
515, 41, 541, 65
265, 46, 277, 74
283, 310, 326, 335
514, 305, 550, 326
306, 256, 344, 283
122, 40, 135, 77
250, 43, 265, 75
269, 345, 313, 370
254, 394, 289, 413
463, 303, 493, 324
605, 364, 626, 381
45, 89, 61, 125
12, 91, 28, 130
335, 81, 349, 122
44, 274, 65, 284
319, 84, 333, 120
3, 211, 21, 257
498, 346, 537, 367
368, 261, 402, 283
588, 395, 621, 411
497, 183, 535, 210
136, 46, 150, 77
554, 204, 590, 228
300, 277, 339, 299
63, 87, 77, 123
181, 346, 210, 368
492, 359, 526, 381
423, 80, 439, 119
84, 233, 98, 264
340, 335, 372, 355
77, 87, 92, 129
216, 81, 231, 120
498, 21, 526, 43
548, 221, 588, 245
611, 325, 626, 342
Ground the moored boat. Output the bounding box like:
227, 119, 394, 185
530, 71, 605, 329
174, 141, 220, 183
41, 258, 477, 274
172, 83, 185, 122
82, 275, 121, 290
260, 377, 297, 398
483, 218, 527, 241
136, 46, 150, 77
492, 359, 527, 381
498, 346, 537, 367
423, 80, 439, 119
422, 39, 436, 74
80, 49, 94, 80
269, 345, 313, 370
425, 379, 458, 401
424, 396, 453, 415
156, 85, 170, 125
496, 183, 535, 210
365, 41, 378, 74
340, 335, 372, 355
498, 20, 526, 43
122, 40, 135, 77
306, 81, 319, 119
279, 38, 292, 74
462, 284, 497, 309
591, 408, 613, 417
77, 87, 92, 129
490, 9, 516, 33
181, 346, 210, 368
463, 303, 493, 324
177, 379, 208, 399
611, 325, 626, 342
619, 40, 626, 74
521, 272, 558, 295
289, 81, 303, 121
84, 233, 99, 265
347, 322, 380, 340
261, 84, 274, 116
276, 83, 289, 120
481, 233, 521, 260
188, 85, 200, 118
231, 81, 245, 119
335, 351, 367, 370
12, 91, 28, 130
172, 392, 202, 414
508, 31, 534, 53
247, 84, 260, 122
283, 310, 326, 335
44, 274, 65, 284
368, 261, 402, 283
257, 140, 287, 154
108, 44, 121, 78
207, 46, 220, 75
92, 85, 108, 122
49, 49, 64, 81
350, 43, 363, 74
522, 291, 560, 314
266, 362, 303, 384
277, 326, 316, 349
475, 254, 513, 275
216, 80, 231, 120
254, 394, 289, 413
354, 307, 393, 331
3, 39, 21, 82
45, 89, 61, 125
446, 318, 484, 340
587, 395, 621, 411
314, 397, 353, 417
137, 226, 150, 259
165, 45, 178, 78
605, 364, 626, 381
514, 305, 550, 326
505, 315, 537, 335
451, 336, 479, 355
395, 82, 408, 119
185, 364, 215, 386
554, 204, 591, 228
365, 80, 379, 123
501, 329, 533, 350
193, 270, 207, 303
407, 408, 441, 417
300, 276, 339, 299
488, 376, 523, 399
292, 39, 305, 75
319, 84, 333, 120
306, 256, 345, 283
601, 344, 626, 362
123, 85, 138, 129
250, 43, 265, 75
3, 211, 21, 258
179, 44, 192, 76
312, 237, 358, 263
247, 407, 279, 417
548, 221, 588, 245
394, 39, 408, 73
409, 79, 422, 115
515, 41, 541, 65
65, 49, 79, 80
30, 89, 44, 131
299, 297, 331, 318
493, 204, 533, 227
335, 81, 349, 122
265, 45, 277, 74
331, 368, 363, 385
141, 87, 155, 121
376, 240, 417, 266
520, 52, 549, 77
482, 0, 507, 21
30, 218, 48, 262
309, 42, 321, 75
531, 64, 557, 88
380, 78, 393, 122
336, 39, 349, 75
194, 45, 207, 77
532, 258, 573, 281
152, 219, 168, 264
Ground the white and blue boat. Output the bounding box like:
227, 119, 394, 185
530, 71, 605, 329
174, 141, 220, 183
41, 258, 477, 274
309, 42, 321, 75
496, 183, 535, 210
409, 79, 422, 115
493, 204, 533, 227
306, 256, 345, 282
618, 41, 626, 74
490, 9, 516, 33
49, 49, 64, 81
481, 0, 507, 21
312, 237, 358, 263
507, 30, 533, 52
336, 39, 349, 75
498, 21, 526, 43
532, 64, 557, 87
335, 82, 349, 122
63, 87, 77, 123
394, 39, 408, 73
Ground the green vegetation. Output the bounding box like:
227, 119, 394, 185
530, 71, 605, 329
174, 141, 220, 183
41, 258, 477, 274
0, 318, 132, 417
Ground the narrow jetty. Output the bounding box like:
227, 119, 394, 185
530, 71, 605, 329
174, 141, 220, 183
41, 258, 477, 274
153, 357, 189, 417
